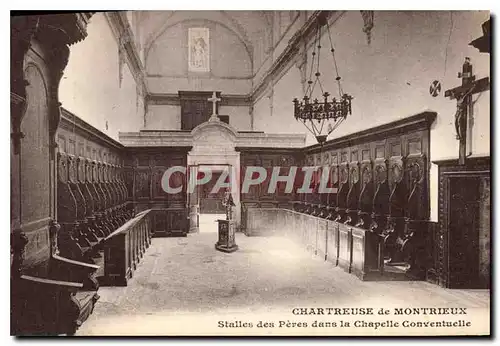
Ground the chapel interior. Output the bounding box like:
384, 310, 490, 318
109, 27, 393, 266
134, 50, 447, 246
10, 10, 491, 336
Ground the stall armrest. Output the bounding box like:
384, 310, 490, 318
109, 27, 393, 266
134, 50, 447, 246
52, 254, 99, 272
19, 274, 82, 293
50, 254, 100, 290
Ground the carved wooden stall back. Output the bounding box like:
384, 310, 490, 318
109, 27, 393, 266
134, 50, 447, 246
357, 144, 374, 229
303, 154, 316, 214
317, 152, 330, 218
68, 154, 91, 246
83, 158, 104, 239
402, 134, 429, 278
383, 138, 407, 264
335, 150, 350, 222
57, 152, 91, 261
57, 107, 133, 258
370, 142, 390, 234
326, 151, 339, 219
345, 147, 361, 225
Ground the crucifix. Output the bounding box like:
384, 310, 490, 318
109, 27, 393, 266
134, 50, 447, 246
207, 91, 221, 121
445, 57, 489, 165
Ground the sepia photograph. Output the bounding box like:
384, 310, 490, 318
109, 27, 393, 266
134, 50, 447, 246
9, 8, 491, 337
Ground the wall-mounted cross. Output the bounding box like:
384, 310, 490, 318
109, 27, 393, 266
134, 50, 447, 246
207, 91, 221, 121
445, 57, 489, 165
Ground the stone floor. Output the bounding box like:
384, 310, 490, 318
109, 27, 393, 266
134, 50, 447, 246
77, 231, 490, 336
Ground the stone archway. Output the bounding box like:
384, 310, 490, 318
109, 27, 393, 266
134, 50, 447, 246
187, 118, 241, 233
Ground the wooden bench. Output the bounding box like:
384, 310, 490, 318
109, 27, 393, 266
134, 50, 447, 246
245, 208, 383, 280
11, 221, 100, 335
100, 209, 153, 286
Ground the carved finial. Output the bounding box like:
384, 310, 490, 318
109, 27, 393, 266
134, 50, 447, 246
11, 230, 28, 278
360, 11, 374, 45
49, 219, 61, 255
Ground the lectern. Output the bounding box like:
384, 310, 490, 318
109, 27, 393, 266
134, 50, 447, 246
216, 191, 238, 253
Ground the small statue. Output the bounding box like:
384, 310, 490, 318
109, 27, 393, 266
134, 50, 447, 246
452, 84, 476, 141
454, 94, 467, 141
222, 190, 235, 221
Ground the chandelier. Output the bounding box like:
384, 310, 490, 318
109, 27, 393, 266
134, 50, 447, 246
293, 12, 353, 145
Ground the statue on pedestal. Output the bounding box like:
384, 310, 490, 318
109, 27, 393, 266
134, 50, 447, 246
222, 190, 235, 221
215, 189, 238, 253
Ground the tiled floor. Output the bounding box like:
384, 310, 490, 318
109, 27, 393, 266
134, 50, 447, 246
77, 232, 490, 336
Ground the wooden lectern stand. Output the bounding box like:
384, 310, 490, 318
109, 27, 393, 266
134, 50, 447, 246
216, 191, 238, 253
215, 219, 238, 253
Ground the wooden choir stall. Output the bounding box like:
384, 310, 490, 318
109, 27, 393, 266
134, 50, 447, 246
11, 14, 163, 334
11, 13, 102, 335
243, 112, 436, 281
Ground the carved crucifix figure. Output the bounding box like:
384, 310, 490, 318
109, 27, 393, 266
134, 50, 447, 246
445, 57, 489, 165
207, 91, 221, 121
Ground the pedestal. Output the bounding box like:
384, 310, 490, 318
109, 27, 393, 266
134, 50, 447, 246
215, 219, 238, 253
189, 204, 199, 233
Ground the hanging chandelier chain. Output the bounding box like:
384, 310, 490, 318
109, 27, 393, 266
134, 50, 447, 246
326, 18, 344, 98
315, 22, 326, 95
316, 22, 322, 75
292, 11, 353, 145
305, 22, 320, 97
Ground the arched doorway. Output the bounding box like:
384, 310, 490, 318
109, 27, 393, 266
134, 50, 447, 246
187, 118, 241, 233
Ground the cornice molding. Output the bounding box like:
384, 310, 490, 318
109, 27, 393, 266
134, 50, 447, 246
304, 111, 437, 154
433, 156, 491, 168
60, 107, 124, 151
147, 93, 252, 107
119, 129, 305, 148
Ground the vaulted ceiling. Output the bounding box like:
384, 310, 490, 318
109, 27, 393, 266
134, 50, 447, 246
131, 10, 274, 62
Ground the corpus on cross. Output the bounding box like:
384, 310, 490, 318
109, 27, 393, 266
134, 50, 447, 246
444, 57, 489, 165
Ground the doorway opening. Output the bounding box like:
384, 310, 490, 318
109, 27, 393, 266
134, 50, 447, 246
196, 165, 231, 233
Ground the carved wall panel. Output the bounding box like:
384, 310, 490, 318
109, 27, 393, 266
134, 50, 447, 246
240, 154, 261, 202
152, 167, 167, 200
135, 168, 151, 199
434, 157, 490, 288
21, 64, 51, 224
239, 150, 298, 209
124, 148, 189, 209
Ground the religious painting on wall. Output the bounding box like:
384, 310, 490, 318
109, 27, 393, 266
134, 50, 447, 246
188, 27, 210, 72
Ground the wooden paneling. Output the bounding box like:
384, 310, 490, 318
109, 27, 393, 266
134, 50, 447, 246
103, 210, 153, 286
434, 157, 490, 289
11, 13, 99, 336
123, 147, 190, 237
239, 149, 301, 232
179, 91, 219, 130
245, 208, 383, 281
